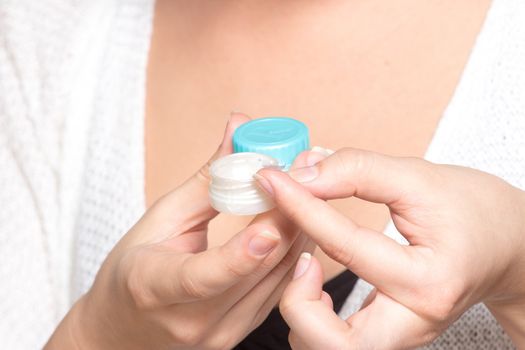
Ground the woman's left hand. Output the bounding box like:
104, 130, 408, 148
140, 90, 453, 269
256, 148, 525, 349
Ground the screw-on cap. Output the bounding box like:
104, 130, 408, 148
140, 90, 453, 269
233, 117, 310, 168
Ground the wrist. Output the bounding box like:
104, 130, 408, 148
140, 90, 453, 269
485, 188, 525, 346
486, 299, 525, 347
46, 293, 118, 350
44, 298, 86, 350
73, 292, 124, 350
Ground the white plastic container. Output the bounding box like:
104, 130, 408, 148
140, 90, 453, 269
208, 152, 281, 215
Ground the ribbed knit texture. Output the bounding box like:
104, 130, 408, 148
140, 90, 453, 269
0, 0, 153, 348
0, 0, 523, 349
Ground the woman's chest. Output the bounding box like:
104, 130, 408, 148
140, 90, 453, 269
146, 0, 490, 201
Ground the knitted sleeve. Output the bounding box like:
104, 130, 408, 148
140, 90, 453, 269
0, 1, 86, 347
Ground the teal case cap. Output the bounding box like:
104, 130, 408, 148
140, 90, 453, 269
233, 117, 310, 168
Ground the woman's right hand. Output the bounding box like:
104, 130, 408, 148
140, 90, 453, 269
45, 113, 312, 350
257, 148, 525, 349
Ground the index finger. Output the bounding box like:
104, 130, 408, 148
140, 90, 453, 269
255, 167, 415, 293
286, 148, 429, 206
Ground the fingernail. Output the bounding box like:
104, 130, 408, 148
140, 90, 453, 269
311, 146, 334, 156
230, 110, 246, 118
253, 173, 274, 197
288, 166, 319, 183
293, 252, 312, 279
248, 230, 280, 256
307, 146, 333, 166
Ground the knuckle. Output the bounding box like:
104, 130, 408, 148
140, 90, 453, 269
220, 246, 252, 278
406, 157, 445, 190
224, 258, 249, 279
180, 276, 211, 300
284, 191, 317, 223
323, 230, 356, 269
427, 285, 463, 322
335, 148, 375, 180
206, 331, 236, 350
413, 274, 465, 323
180, 263, 213, 300
169, 323, 206, 347
126, 275, 155, 310
121, 251, 159, 310
332, 148, 354, 176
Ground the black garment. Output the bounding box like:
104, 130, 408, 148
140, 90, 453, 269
235, 270, 358, 350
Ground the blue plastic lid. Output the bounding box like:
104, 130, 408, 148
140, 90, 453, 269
233, 117, 310, 168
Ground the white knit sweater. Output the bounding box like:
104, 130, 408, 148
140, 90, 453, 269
0, 0, 523, 349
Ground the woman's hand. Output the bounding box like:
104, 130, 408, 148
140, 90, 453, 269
45, 114, 312, 350
256, 148, 525, 349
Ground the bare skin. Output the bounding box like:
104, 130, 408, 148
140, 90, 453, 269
146, 0, 492, 281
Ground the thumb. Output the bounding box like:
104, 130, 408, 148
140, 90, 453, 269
142, 112, 251, 237
280, 254, 350, 350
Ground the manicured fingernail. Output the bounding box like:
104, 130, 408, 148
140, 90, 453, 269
293, 252, 312, 279
288, 166, 319, 183
248, 230, 280, 256
253, 173, 274, 197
